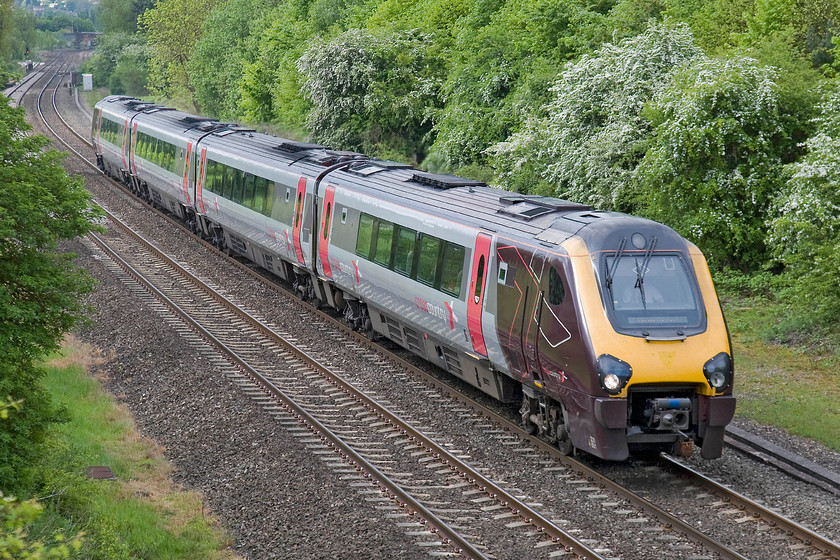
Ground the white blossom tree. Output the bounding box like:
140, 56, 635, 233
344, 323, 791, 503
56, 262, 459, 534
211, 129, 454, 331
638, 55, 785, 271
767, 85, 840, 325
297, 28, 442, 161
490, 22, 703, 204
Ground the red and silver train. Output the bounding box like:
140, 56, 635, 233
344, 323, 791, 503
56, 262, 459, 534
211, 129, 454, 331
92, 95, 736, 460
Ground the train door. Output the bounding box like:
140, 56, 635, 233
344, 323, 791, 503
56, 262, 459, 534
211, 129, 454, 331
181, 141, 193, 205
292, 177, 307, 265
522, 251, 548, 381
318, 185, 335, 279
467, 232, 492, 357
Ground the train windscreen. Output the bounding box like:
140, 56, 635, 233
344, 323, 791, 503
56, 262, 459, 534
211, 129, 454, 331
604, 254, 703, 332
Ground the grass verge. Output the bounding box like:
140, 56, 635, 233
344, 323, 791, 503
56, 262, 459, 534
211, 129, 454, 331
31, 337, 240, 560
723, 294, 840, 451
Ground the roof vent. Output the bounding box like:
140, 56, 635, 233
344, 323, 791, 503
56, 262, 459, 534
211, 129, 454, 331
273, 141, 328, 153
347, 159, 412, 177
499, 194, 590, 211
410, 172, 486, 189
180, 115, 217, 124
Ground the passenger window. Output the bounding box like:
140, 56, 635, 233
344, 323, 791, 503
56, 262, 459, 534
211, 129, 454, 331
394, 227, 417, 276
253, 177, 268, 214
374, 221, 394, 266
263, 181, 275, 217
417, 235, 441, 287
441, 243, 465, 297
323, 202, 331, 240
231, 170, 246, 203
356, 214, 374, 259
548, 266, 565, 305
473, 255, 485, 303
242, 173, 256, 209
222, 165, 236, 199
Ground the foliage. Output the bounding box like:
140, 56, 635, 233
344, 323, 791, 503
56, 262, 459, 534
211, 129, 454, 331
298, 28, 442, 161
741, 0, 840, 68
0, 493, 84, 559
490, 22, 703, 204
767, 84, 840, 330
0, 102, 102, 490
96, 0, 154, 34
662, 0, 753, 54
432, 0, 607, 168
138, 0, 224, 109
237, 1, 314, 132
638, 55, 785, 272
79, 32, 148, 96
188, 0, 281, 119
1, 2, 37, 67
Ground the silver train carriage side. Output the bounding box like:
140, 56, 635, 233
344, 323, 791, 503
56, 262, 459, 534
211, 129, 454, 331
93, 95, 736, 461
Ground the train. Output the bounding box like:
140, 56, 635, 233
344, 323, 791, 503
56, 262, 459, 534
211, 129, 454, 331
92, 95, 736, 461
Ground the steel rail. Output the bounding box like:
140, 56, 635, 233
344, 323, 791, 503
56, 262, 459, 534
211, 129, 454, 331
660, 454, 840, 560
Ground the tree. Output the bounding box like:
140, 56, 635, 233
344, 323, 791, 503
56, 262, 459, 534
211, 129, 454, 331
96, 0, 151, 34
188, 0, 281, 119
0, 102, 102, 490
490, 22, 703, 203
237, 0, 315, 133
79, 32, 147, 93
433, 0, 606, 170
768, 84, 840, 328
297, 28, 442, 161
638, 54, 785, 271
138, 0, 224, 109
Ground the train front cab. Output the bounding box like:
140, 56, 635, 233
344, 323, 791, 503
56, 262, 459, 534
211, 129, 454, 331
564, 234, 736, 460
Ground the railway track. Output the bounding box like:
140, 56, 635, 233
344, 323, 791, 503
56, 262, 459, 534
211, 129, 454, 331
27, 53, 840, 560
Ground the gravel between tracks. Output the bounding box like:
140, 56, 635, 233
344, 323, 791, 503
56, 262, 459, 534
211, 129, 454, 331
41, 70, 840, 559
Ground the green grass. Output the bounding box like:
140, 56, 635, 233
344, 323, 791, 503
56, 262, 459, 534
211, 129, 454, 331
722, 293, 840, 452
33, 339, 239, 560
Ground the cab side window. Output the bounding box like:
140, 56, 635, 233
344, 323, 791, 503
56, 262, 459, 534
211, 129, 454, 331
548, 266, 565, 306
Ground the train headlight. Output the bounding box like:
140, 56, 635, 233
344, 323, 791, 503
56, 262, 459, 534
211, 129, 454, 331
703, 352, 732, 392
597, 354, 632, 396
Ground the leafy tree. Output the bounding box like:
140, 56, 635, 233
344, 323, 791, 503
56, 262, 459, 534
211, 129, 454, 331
662, 0, 753, 53
433, 0, 606, 169
297, 28, 442, 161
188, 0, 281, 119
80, 32, 147, 94
138, 0, 224, 109
490, 22, 703, 203
742, 0, 840, 67
0, 102, 101, 490
109, 40, 150, 96
238, 1, 315, 133
638, 55, 785, 271
96, 0, 151, 34
768, 84, 840, 329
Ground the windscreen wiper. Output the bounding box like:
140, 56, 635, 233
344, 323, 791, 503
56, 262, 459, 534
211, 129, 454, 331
633, 236, 657, 308
605, 236, 627, 300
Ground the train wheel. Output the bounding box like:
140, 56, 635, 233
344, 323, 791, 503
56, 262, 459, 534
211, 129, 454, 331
518, 395, 539, 436
550, 401, 574, 456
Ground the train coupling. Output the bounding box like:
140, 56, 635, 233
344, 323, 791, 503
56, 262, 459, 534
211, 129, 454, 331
644, 398, 691, 431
